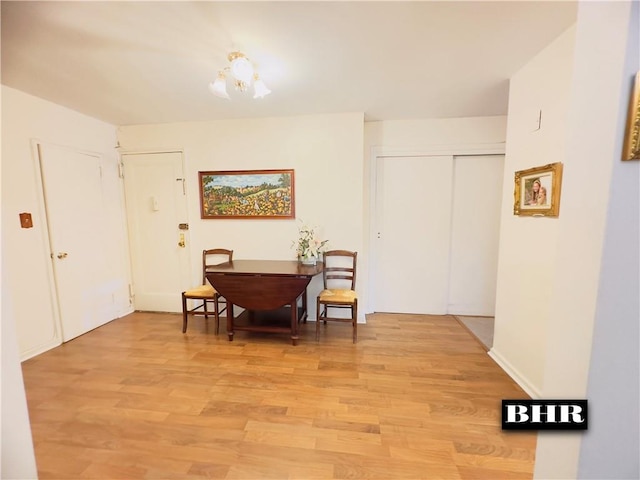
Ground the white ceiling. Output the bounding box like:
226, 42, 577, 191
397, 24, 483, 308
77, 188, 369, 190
1, 1, 577, 126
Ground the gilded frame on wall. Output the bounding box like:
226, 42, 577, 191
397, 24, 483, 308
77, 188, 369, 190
513, 163, 563, 217
199, 169, 295, 219
623, 71, 640, 161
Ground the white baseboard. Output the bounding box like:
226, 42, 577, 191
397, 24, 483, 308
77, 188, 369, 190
20, 338, 62, 362
448, 307, 495, 317
488, 347, 541, 399
20, 308, 135, 361
117, 306, 135, 318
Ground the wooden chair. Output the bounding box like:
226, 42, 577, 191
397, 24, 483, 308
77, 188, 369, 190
181, 248, 233, 334
316, 250, 358, 343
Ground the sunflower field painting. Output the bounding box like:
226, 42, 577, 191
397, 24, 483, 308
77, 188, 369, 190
199, 169, 295, 219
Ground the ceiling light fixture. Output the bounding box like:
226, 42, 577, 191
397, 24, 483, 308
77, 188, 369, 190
209, 51, 271, 100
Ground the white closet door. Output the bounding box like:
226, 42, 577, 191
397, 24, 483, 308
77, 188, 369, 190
448, 155, 504, 316
374, 155, 454, 314
38, 143, 111, 341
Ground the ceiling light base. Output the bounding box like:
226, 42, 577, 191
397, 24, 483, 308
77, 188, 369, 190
209, 51, 271, 100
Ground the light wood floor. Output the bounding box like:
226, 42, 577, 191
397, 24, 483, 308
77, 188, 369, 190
22, 312, 536, 479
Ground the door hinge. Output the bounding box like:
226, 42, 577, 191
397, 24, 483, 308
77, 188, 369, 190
128, 284, 134, 305
118, 162, 125, 178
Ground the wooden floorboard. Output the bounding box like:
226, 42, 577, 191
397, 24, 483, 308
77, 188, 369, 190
22, 312, 536, 479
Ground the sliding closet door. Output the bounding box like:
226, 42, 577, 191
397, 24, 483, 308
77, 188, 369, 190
372, 153, 504, 316
373, 155, 454, 314
448, 155, 504, 316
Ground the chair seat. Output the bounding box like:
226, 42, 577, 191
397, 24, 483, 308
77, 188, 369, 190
319, 288, 357, 304
183, 284, 217, 298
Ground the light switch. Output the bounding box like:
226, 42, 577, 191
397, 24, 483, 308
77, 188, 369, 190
532, 109, 542, 132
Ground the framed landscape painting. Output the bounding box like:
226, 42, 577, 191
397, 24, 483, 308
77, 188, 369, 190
623, 71, 640, 161
199, 169, 295, 219
513, 163, 563, 217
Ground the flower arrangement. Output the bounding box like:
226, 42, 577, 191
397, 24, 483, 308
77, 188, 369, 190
293, 224, 328, 261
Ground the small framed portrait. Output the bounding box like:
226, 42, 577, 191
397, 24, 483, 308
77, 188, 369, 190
623, 71, 640, 161
513, 162, 563, 217
199, 169, 295, 219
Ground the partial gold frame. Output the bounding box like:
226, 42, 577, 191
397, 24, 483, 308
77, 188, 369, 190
622, 71, 640, 161
513, 162, 563, 217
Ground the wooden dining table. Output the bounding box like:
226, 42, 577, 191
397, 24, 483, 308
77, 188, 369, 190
205, 259, 323, 345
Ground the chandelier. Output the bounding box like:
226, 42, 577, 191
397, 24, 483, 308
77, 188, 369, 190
209, 51, 271, 99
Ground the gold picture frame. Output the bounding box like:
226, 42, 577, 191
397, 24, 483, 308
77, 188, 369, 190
199, 169, 295, 219
513, 163, 563, 217
622, 71, 640, 161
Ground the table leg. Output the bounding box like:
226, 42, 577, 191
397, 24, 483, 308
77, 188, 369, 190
227, 303, 234, 342
290, 301, 299, 346
301, 288, 308, 323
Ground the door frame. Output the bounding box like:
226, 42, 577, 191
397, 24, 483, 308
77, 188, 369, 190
118, 147, 193, 310
367, 143, 506, 314
29, 139, 65, 354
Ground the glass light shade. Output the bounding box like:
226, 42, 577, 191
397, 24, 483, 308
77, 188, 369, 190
253, 78, 271, 98
230, 56, 254, 84
208, 74, 230, 99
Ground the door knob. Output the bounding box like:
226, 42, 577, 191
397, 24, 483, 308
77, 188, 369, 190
57, 252, 68, 259
178, 233, 185, 248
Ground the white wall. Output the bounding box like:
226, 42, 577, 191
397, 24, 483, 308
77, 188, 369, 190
1, 109, 38, 479
578, 6, 640, 474
578, 60, 640, 477
1, 274, 38, 479
1, 86, 131, 359
491, 26, 577, 396
117, 113, 365, 319
536, 2, 639, 478
364, 116, 507, 148
489, 1, 637, 478
448, 154, 505, 316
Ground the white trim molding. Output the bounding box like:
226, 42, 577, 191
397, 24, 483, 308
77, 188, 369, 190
372, 142, 506, 159
489, 347, 542, 399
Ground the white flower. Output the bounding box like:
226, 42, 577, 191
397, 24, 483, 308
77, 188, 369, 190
292, 224, 328, 259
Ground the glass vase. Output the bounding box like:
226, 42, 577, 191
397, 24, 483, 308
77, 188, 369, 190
300, 256, 317, 266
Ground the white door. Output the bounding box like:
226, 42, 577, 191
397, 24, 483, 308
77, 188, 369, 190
38, 143, 111, 341
448, 155, 504, 315
373, 155, 454, 314
122, 152, 190, 312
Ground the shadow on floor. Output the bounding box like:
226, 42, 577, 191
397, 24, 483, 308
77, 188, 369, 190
454, 316, 494, 351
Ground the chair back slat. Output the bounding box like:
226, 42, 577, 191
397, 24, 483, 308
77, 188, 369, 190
202, 248, 233, 284
322, 250, 357, 290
